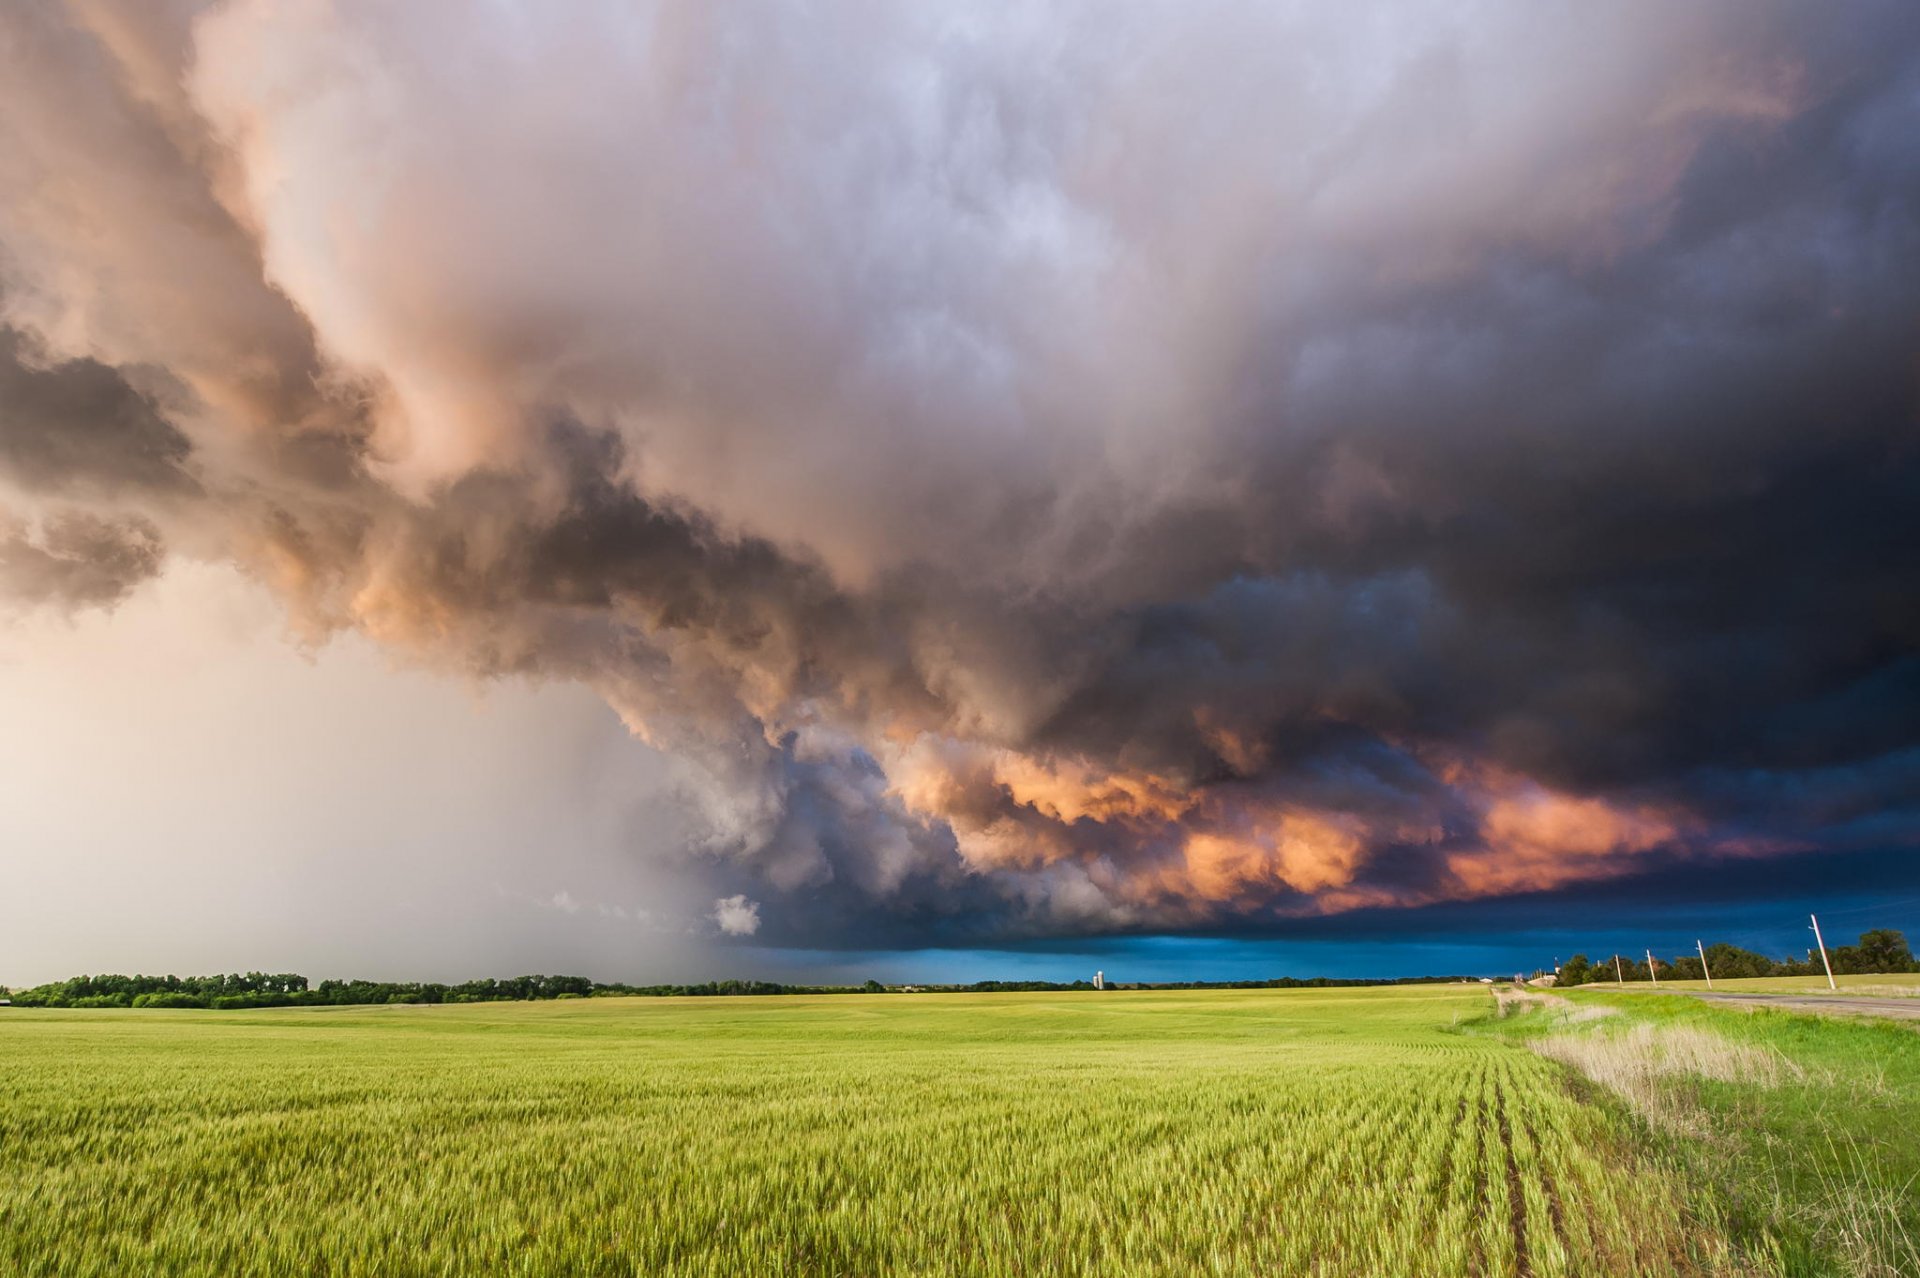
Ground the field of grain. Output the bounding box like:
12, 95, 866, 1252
0, 987, 1770, 1276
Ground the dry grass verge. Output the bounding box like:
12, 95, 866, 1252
1529, 1021, 1799, 1131
1494, 986, 1620, 1025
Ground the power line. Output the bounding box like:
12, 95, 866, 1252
1801, 893, 1920, 920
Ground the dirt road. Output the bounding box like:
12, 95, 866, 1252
1620, 989, 1920, 1021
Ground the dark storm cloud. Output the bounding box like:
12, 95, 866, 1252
0, 326, 197, 496
0, 1, 1916, 945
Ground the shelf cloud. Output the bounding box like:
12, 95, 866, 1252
2, 1, 1917, 947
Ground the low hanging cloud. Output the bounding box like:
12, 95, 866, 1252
1, 2, 1917, 946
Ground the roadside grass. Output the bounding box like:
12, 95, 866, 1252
2, 987, 1752, 1277
1489, 988, 1920, 1277
1588, 975, 1920, 998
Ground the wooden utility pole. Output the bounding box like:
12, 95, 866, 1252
1810, 914, 1837, 991
1615, 954, 1625, 985
1646, 949, 1659, 987
1696, 939, 1713, 990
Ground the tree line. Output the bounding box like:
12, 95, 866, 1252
1552, 928, 1913, 986
0, 972, 597, 1010
14, 937, 1900, 1008
2, 970, 1480, 1009
0, 973, 862, 1009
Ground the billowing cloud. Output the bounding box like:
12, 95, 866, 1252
711, 895, 761, 938
0, 325, 197, 497
1, 2, 1916, 946
0, 510, 165, 611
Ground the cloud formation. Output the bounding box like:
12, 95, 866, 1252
0, 326, 197, 498
711, 896, 762, 938
0, 509, 165, 610
1, 1, 1916, 946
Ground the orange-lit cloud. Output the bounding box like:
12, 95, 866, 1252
1450, 773, 1687, 896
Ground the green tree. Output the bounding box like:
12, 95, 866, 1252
1854, 929, 1914, 973
1667, 954, 1704, 981
1701, 944, 1775, 979
132, 992, 207, 1009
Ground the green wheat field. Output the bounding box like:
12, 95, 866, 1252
3, 986, 1914, 1277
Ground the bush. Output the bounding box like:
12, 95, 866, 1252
210, 993, 302, 1010
132, 992, 208, 1009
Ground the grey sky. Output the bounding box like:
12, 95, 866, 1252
0, 561, 716, 985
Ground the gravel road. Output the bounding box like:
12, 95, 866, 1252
1621, 989, 1920, 1021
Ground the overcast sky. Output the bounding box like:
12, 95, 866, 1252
2, 2, 1917, 984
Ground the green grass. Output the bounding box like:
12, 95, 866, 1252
1598, 974, 1920, 997
0, 986, 1751, 1277
1515, 989, 1920, 1276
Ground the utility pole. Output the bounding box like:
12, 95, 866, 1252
1615, 954, 1625, 985
1696, 939, 1713, 990
1810, 914, 1837, 991
1646, 949, 1658, 987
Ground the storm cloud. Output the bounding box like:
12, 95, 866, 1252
0, 326, 196, 497
0, 509, 165, 611
1, 1, 1916, 946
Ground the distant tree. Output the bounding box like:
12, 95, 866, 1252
132, 993, 207, 1009
1559, 955, 1593, 986
1828, 945, 1864, 975
1700, 944, 1775, 980
71, 994, 130, 1008
863, 979, 886, 993
1667, 954, 1704, 981
1854, 929, 1914, 974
